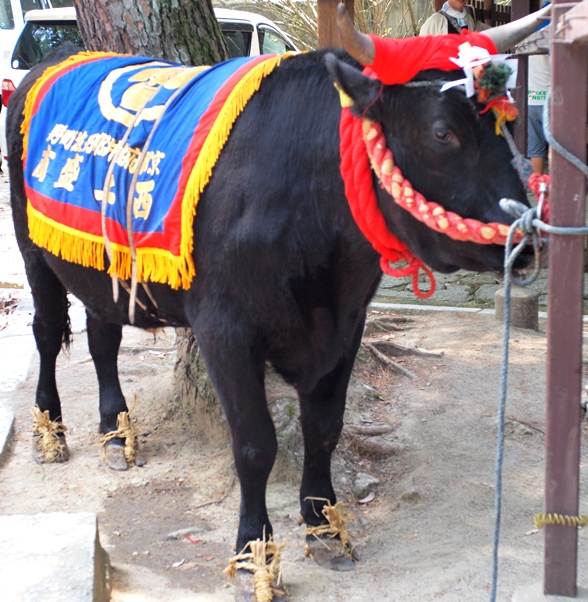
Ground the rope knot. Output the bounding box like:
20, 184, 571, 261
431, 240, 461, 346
519, 207, 539, 235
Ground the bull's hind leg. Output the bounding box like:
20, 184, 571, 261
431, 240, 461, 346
298, 323, 364, 571
86, 313, 143, 470
26, 255, 71, 463
11, 169, 71, 462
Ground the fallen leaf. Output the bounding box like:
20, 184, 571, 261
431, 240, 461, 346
359, 491, 376, 504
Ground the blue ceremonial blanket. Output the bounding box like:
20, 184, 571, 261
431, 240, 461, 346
22, 51, 290, 288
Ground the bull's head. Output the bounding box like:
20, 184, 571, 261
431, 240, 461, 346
324, 4, 548, 279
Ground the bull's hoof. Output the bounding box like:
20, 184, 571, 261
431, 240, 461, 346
103, 442, 128, 471
304, 534, 358, 571
32, 433, 70, 464
234, 568, 286, 602
234, 569, 256, 602
102, 438, 146, 470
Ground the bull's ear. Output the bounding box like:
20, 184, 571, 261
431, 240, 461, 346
324, 53, 381, 117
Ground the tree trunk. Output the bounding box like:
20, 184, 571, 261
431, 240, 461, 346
72, 0, 228, 65
173, 329, 229, 445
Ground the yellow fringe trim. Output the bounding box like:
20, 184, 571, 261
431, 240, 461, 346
179, 53, 295, 288
534, 513, 588, 529
22, 51, 294, 290
27, 202, 106, 269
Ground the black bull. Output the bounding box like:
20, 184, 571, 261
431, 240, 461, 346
9, 44, 532, 574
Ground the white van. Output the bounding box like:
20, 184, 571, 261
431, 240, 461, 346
0, 1, 72, 74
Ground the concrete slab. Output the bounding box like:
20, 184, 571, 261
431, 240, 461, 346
513, 582, 588, 601
0, 512, 110, 602
370, 301, 494, 314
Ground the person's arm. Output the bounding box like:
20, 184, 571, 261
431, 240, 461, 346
419, 12, 448, 36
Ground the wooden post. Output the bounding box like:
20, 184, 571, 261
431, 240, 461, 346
317, 0, 354, 49
511, 0, 532, 155
484, 0, 493, 26
544, 0, 588, 595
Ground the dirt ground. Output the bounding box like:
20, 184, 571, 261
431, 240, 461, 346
2, 300, 588, 601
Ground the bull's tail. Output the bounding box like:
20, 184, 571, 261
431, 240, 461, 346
62, 293, 73, 350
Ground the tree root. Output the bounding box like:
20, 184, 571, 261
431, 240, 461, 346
345, 423, 395, 437
364, 315, 414, 337
350, 436, 407, 458
363, 343, 417, 379
367, 338, 444, 358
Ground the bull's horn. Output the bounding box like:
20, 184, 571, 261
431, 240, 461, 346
484, 4, 552, 53
337, 3, 374, 65
337, 2, 551, 64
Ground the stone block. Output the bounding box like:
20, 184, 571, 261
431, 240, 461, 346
0, 513, 110, 602
495, 286, 539, 330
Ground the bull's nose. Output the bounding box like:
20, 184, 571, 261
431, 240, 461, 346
499, 198, 529, 219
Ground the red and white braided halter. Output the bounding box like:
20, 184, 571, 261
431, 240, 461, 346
339, 106, 551, 299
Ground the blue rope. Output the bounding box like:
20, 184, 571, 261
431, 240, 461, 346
490, 263, 510, 602
490, 210, 540, 602
543, 94, 588, 179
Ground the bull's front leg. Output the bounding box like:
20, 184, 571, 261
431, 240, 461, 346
194, 325, 279, 600
298, 323, 364, 571
86, 313, 143, 470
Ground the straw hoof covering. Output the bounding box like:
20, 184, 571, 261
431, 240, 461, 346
32, 432, 69, 463
100, 410, 145, 470
225, 538, 285, 602
233, 569, 286, 602
303, 499, 358, 570
31, 406, 70, 463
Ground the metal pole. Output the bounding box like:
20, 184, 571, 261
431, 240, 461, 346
544, 0, 588, 595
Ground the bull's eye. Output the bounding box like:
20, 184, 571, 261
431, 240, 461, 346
433, 124, 454, 143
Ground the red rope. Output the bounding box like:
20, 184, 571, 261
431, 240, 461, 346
362, 118, 534, 246
340, 107, 435, 299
